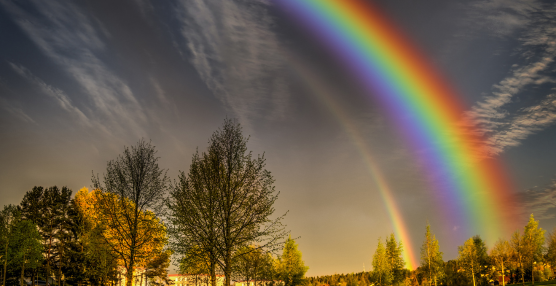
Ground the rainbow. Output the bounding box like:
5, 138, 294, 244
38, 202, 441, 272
277, 0, 519, 267
288, 56, 418, 269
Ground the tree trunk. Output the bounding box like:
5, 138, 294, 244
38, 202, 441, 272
3, 238, 8, 286
521, 257, 524, 286
210, 263, 216, 286
532, 261, 535, 286
501, 263, 505, 286
126, 267, 134, 286
47, 234, 52, 286
21, 253, 26, 286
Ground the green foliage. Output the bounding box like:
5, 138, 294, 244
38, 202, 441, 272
420, 224, 443, 286
1, 205, 44, 286
491, 238, 512, 286
277, 236, 308, 286
546, 227, 556, 274
458, 236, 487, 286
372, 238, 392, 286
385, 233, 405, 285
523, 214, 545, 285
234, 246, 275, 283
168, 119, 287, 286
19, 185, 73, 286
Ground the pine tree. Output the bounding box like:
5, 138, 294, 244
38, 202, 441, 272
385, 233, 405, 285
420, 224, 443, 286
372, 238, 392, 286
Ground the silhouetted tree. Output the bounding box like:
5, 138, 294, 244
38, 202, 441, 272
168, 119, 287, 286
92, 140, 170, 286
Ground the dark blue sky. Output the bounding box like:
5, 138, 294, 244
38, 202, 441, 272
1, 0, 555, 275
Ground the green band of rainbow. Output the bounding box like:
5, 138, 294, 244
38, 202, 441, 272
277, 0, 520, 267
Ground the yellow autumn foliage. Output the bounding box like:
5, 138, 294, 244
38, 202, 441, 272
75, 187, 168, 270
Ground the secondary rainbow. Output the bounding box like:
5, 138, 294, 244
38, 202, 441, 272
277, 0, 519, 255
289, 57, 418, 269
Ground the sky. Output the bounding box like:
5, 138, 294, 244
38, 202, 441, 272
1, 0, 556, 277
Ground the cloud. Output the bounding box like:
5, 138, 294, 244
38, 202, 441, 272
9, 63, 91, 127
466, 1, 556, 155
175, 0, 289, 127
521, 180, 556, 219
470, 0, 540, 38
1, 0, 148, 138
0, 97, 35, 124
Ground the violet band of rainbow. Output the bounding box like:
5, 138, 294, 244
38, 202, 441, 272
276, 0, 520, 265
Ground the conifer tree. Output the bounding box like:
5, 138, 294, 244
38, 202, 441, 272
385, 233, 405, 285
372, 238, 392, 286
420, 224, 443, 286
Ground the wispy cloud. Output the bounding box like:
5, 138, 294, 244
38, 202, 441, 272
175, 0, 289, 126
0, 97, 35, 124
521, 180, 556, 219
9, 63, 91, 127
466, 1, 556, 155
1, 0, 148, 138
470, 0, 540, 38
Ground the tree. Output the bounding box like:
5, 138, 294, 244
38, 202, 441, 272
372, 238, 392, 286
420, 224, 443, 286
491, 239, 512, 286
145, 250, 172, 286
167, 119, 287, 286
511, 231, 526, 285
276, 236, 308, 286
522, 214, 545, 286
11, 219, 43, 286
18, 186, 72, 286
92, 140, 170, 286
385, 233, 405, 285
458, 237, 484, 286
546, 227, 556, 274
1, 205, 18, 286
234, 246, 275, 286
178, 245, 212, 286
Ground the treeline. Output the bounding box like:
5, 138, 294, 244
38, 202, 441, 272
308, 215, 556, 286
0, 185, 170, 286
1, 119, 308, 286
